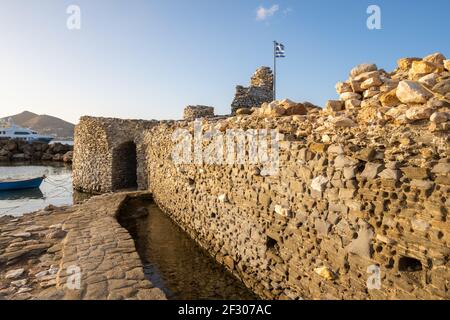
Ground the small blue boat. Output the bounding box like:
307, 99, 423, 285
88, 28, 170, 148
0, 176, 45, 191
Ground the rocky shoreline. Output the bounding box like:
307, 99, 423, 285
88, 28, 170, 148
0, 140, 73, 163
0, 192, 166, 300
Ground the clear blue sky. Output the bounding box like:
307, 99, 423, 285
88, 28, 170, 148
0, 0, 449, 124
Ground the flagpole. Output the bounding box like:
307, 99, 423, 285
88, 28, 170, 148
273, 41, 276, 101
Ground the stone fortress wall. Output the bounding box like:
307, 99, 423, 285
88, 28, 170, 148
183, 105, 215, 120
144, 116, 448, 300
72, 116, 158, 193
73, 54, 450, 299
231, 67, 274, 114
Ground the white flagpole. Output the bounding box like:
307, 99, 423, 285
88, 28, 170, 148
273, 41, 277, 101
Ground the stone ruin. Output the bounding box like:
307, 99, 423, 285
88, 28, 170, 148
72, 116, 158, 193
183, 105, 215, 120
231, 66, 274, 114
72, 52, 449, 300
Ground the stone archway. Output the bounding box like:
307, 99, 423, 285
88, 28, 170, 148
112, 141, 137, 191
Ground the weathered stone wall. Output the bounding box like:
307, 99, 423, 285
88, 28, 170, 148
73, 116, 158, 193
145, 114, 449, 300
72, 53, 449, 300
231, 67, 274, 114
183, 105, 215, 120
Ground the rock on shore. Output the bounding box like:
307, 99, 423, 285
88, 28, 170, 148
0, 140, 73, 163
0, 192, 166, 300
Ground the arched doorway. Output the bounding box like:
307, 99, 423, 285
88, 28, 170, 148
112, 141, 137, 190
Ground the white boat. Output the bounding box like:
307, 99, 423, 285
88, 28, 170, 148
0, 121, 54, 143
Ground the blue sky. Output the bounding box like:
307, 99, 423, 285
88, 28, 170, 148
0, 0, 449, 124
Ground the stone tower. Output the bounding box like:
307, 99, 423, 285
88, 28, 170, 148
231, 67, 274, 114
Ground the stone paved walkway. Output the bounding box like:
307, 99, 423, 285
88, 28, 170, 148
0, 192, 166, 300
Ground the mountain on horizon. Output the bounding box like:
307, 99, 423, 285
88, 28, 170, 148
1, 111, 75, 139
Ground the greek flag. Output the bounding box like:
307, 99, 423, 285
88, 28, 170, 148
275, 41, 285, 58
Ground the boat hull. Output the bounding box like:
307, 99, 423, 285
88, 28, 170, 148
32, 137, 53, 143
0, 177, 44, 191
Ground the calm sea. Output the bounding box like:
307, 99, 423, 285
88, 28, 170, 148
0, 163, 77, 217
50, 140, 74, 146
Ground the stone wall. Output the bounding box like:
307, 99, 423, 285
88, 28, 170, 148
183, 105, 215, 120
231, 67, 274, 114
73, 116, 158, 193
73, 53, 449, 300
144, 113, 448, 300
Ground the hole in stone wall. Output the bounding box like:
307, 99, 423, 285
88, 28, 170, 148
386, 258, 394, 269
266, 236, 277, 250
112, 141, 137, 190
398, 256, 422, 272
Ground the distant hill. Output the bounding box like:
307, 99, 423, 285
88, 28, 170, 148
1, 111, 75, 139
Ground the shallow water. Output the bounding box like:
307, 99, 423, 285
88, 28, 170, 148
0, 163, 78, 216
120, 200, 258, 300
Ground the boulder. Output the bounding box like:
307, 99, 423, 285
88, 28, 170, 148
345, 99, 361, 109
445, 59, 450, 71
326, 100, 344, 112
258, 101, 285, 117
410, 60, 438, 79
350, 63, 377, 78
340, 92, 362, 101
332, 116, 356, 128
418, 73, 438, 87
430, 112, 449, 124
350, 80, 363, 93
396, 80, 432, 104
335, 82, 352, 94
363, 88, 380, 99
397, 57, 421, 71
423, 52, 446, 67
278, 99, 307, 116
354, 70, 381, 82
0, 148, 9, 157
405, 105, 434, 121
384, 104, 408, 120
6, 141, 17, 152
432, 79, 450, 96
236, 108, 253, 115
360, 76, 383, 90
63, 151, 73, 163
380, 88, 401, 108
